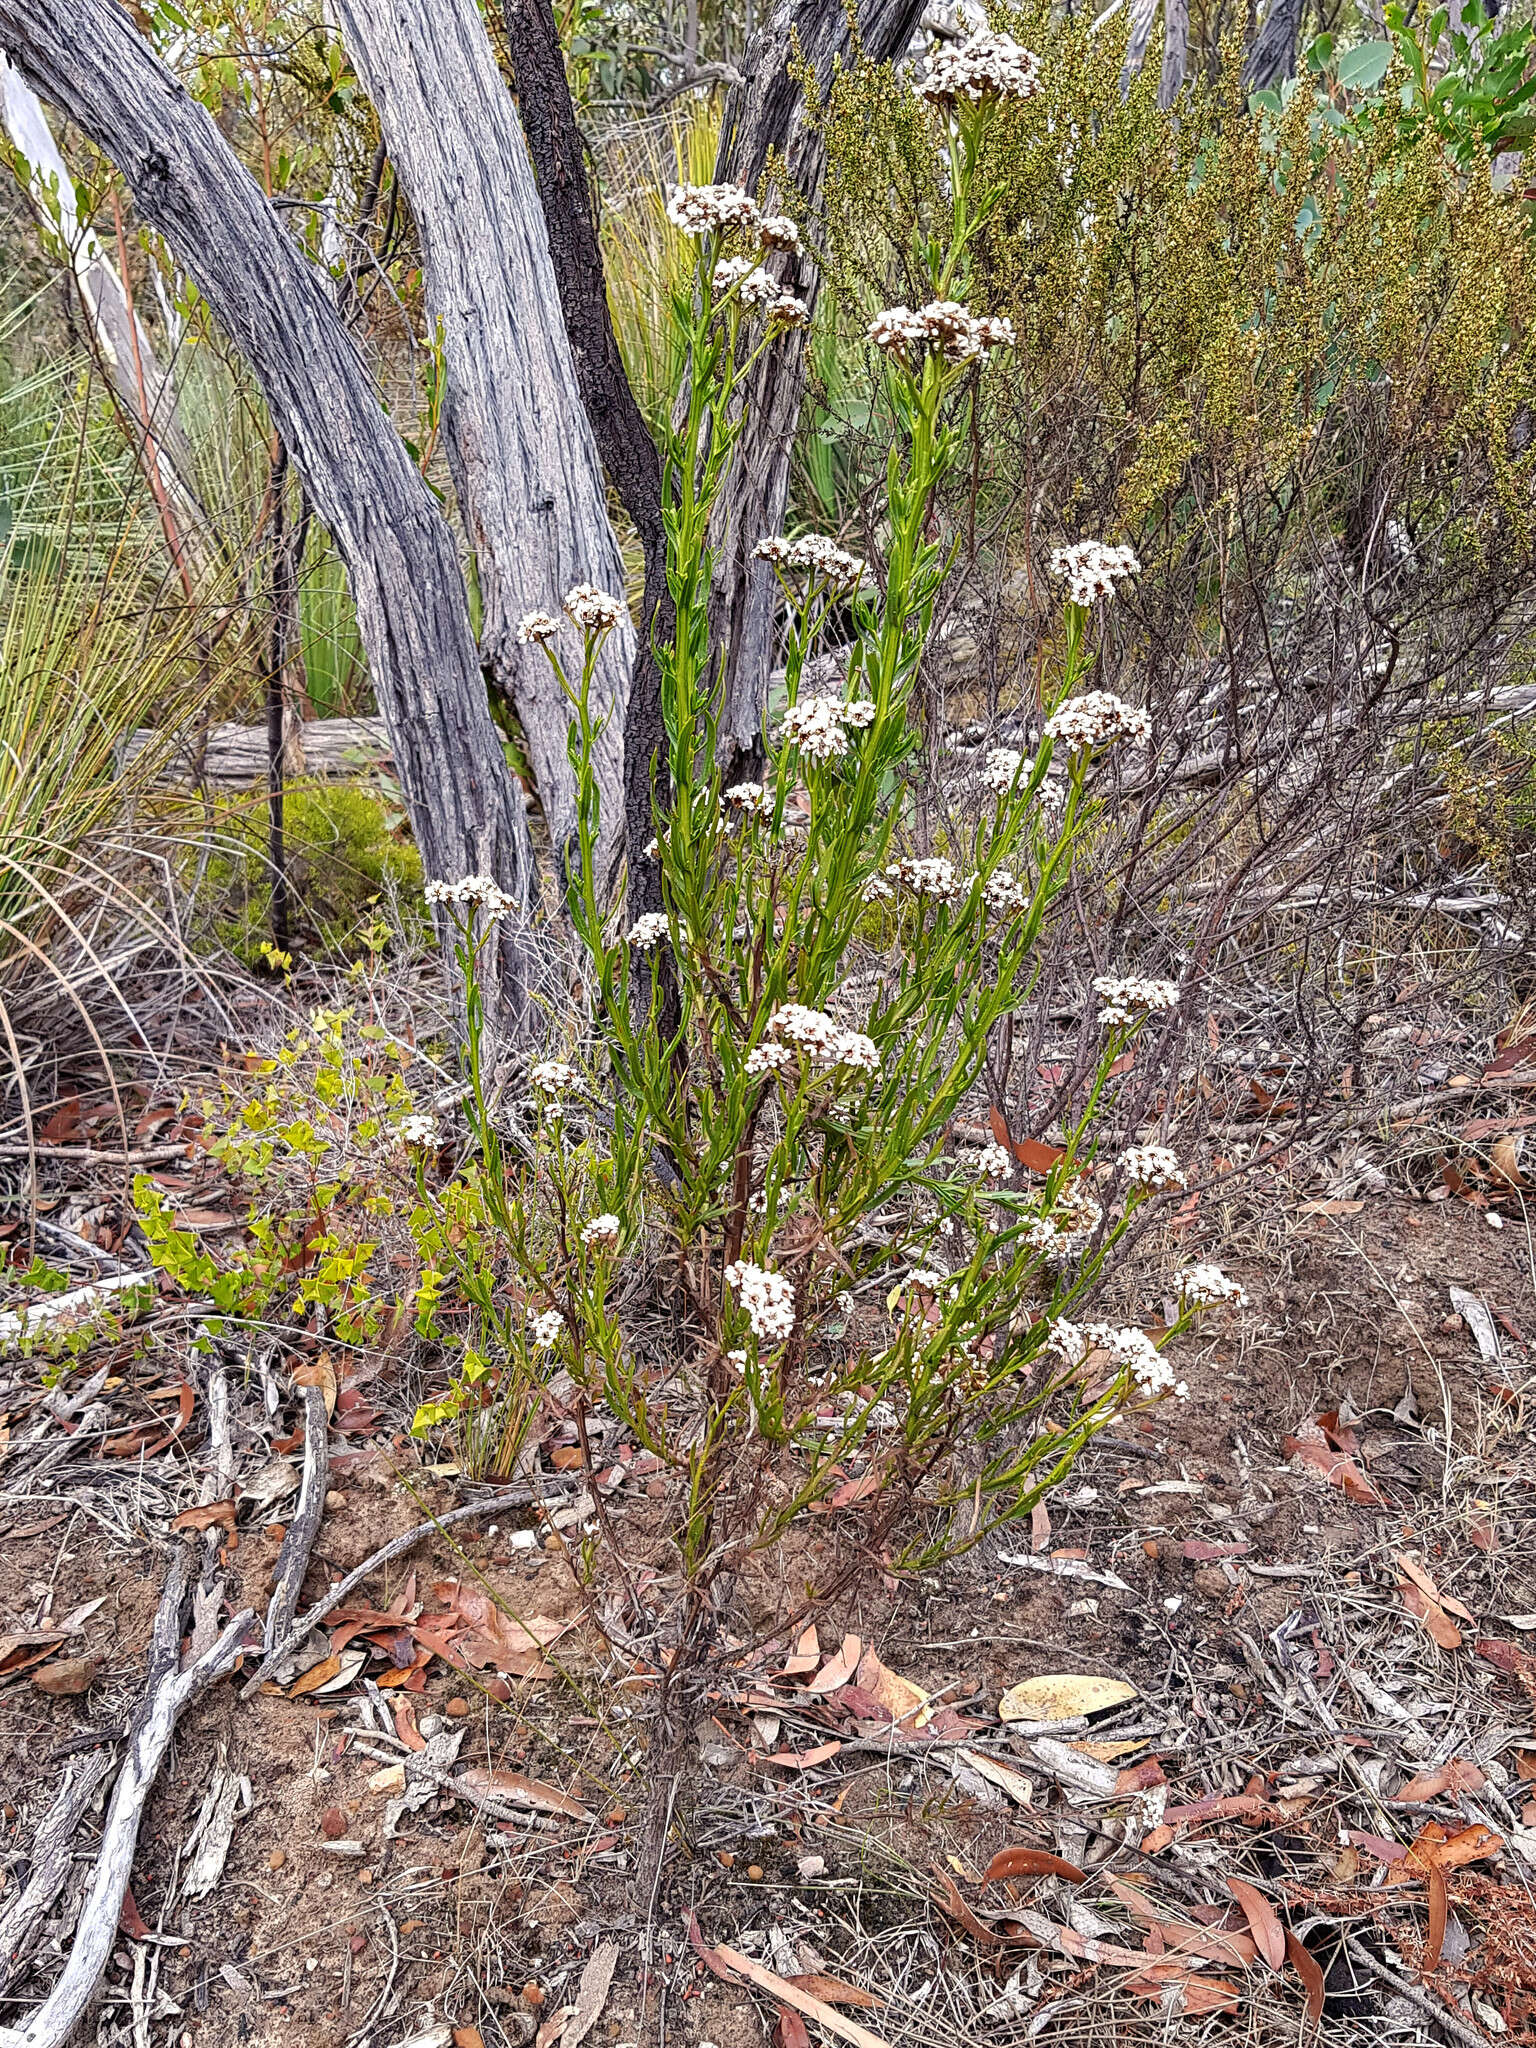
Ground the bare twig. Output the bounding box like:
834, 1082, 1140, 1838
262, 1383, 328, 1661
0, 1750, 116, 1992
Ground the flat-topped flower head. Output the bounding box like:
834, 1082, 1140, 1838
1044, 690, 1151, 750
563, 584, 627, 634
763, 1003, 880, 1073
1179, 1262, 1248, 1309
983, 868, 1027, 916
984, 746, 1025, 795
976, 1141, 1013, 1180
758, 213, 801, 252
1049, 540, 1141, 606
666, 182, 760, 236
887, 855, 961, 900
516, 610, 560, 645
627, 913, 670, 950
916, 31, 1041, 108
724, 1259, 795, 1342
529, 1309, 563, 1348
397, 1113, 437, 1146
754, 532, 866, 583
1118, 1144, 1185, 1191
424, 874, 517, 921
724, 781, 773, 817
1092, 974, 1179, 1027
768, 292, 812, 329
580, 1213, 621, 1250
530, 1059, 580, 1095
867, 299, 1016, 366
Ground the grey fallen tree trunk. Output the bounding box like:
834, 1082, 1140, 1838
708, 0, 928, 780
0, 0, 539, 1028
333, 0, 633, 897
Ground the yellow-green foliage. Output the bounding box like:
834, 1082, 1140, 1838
210, 781, 424, 963
812, 13, 1536, 565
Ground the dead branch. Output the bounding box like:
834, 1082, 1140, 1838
0, 1750, 115, 1994
262, 1382, 329, 1663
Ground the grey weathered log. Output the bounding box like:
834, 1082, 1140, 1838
0, 0, 538, 1026
708, 0, 927, 778
122, 714, 390, 787
333, 0, 632, 895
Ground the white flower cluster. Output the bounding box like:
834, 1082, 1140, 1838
1180, 1262, 1248, 1309
397, 1113, 437, 1145
529, 1309, 563, 1348
1024, 1185, 1104, 1261
724, 1258, 796, 1343
1043, 690, 1152, 750
713, 257, 780, 307
767, 292, 812, 327
1047, 1318, 1186, 1396
975, 1141, 1013, 1180
868, 299, 1015, 364
628, 913, 670, 950
759, 213, 801, 251
564, 584, 627, 633
915, 30, 1041, 107
782, 694, 876, 760
1092, 974, 1179, 1027
580, 1213, 621, 1250
861, 874, 895, 904
754, 532, 866, 583
1117, 1144, 1185, 1191
516, 610, 560, 645
983, 868, 1027, 916
424, 874, 517, 921
1049, 539, 1141, 606
665, 182, 762, 235
765, 1003, 880, 1072
724, 781, 773, 818
530, 1059, 580, 1095
886, 855, 961, 900
984, 746, 1025, 794
744, 1041, 797, 1076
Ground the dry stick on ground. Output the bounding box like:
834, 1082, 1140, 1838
263, 1383, 329, 1661
0, 1750, 115, 1994
238, 1475, 586, 1697
0, 1549, 253, 2048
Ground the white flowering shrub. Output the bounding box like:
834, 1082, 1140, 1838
409, 44, 1243, 1613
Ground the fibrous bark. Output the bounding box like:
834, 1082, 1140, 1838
500, 0, 675, 930
1243, 0, 1306, 90
708, 0, 928, 779
0, 0, 539, 1027
333, 0, 633, 895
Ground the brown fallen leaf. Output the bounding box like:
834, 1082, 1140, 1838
1398, 1758, 1486, 1802
293, 1354, 337, 1420
805, 1635, 862, 1694
1283, 1430, 1386, 1506
1396, 1554, 1474, 1622
32, 1654, 100, 1696
711, 1940, 896, 2048
1425, 1862, 1447, 1972
1285, 1930, 1326, 2022
171, 1499, 238, 1533
1124, 1963, 1243, 2014
773, 2012, 812, 2048
931, 1868, 1008, 1946
1384, 1820, 1503, 1883
1400, 1581, 1462, 1651
764, 1741, 842, 1771
984, 1845, 1085, 1883
458, 1768, 590, 1820
785, 1974, 883, 2011
1228, 1878, 1285, 1970
998, 1673, 1137, 1723
288, 1651, 343, 1697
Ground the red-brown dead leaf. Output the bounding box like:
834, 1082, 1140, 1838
1227, 1879, 1284, 1970
1396, 1554, 1474, 1621
931, 1868, 1007, 1946
806, 1635, 862, 1694
288, 1653, 343, 1697
170, 1499, 237, 1534
772, 2011, 812, 2048
1400, 1581, 1462, 1651
118, 1886, 151, 1939
988, 1106, 1064, 1174
1283, 1431, 1386, 1506
1115, 1759, 1168, 1795
1484, 1034, 1536, 1077
765, 1741, 842, 1771
785, 1974, 883, 2010
457, 1768, 589, 1820
984, 1846, 1086, 1884
1398, 1758, 1486, 1802
1285, 1931, 1325, 2020
1425, 1863, 1447, 1972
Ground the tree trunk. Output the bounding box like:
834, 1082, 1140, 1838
332, 0, 633, 898
1119, 0, 1161, 94
0, 53, 219, 588
0, 0, 538, 1027
708, 0, 927, 779
1158, 0, 1189, 104
499, 0, 674, 937
1243, 0, 1306, 90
